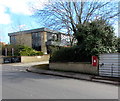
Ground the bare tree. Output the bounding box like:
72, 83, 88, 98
32, 0, 119, 35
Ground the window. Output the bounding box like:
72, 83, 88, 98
10, 36, 16, 44
51, 34, 58, 41
32, 32, 41, 51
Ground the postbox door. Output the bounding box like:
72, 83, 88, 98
92, 56, 98, 66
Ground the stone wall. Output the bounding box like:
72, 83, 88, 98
0, 57, 3, 64
49, 62, 98, 75
21, 55, 50, 63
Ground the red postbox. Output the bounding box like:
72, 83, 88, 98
92, 56, 98, 66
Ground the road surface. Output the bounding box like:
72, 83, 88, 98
1, 63, 119, 99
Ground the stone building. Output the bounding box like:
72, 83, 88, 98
8, 28, 75, 54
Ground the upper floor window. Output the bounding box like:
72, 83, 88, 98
49, 34, 59, 41
61, 34, 70, 42
10, 36, 16, 44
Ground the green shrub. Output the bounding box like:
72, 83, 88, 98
19, 46, 43, 56
2, 44, 43, 56
50, 46, 92, 62
2, 44, 25, 56
47, 46, 61, 54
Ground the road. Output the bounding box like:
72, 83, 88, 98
2, 63, 119, 99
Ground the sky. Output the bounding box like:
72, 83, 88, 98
0, 0, 119, 44
0, 0, 50, 43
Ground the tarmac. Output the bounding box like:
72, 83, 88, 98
2, 61, 120, 85
27, 66, 120, 86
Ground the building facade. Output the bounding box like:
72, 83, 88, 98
8, 28, 75, 54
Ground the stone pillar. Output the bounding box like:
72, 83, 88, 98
40, 31, 47, 54
5, 48, 7, 56
12, 48, 14, 56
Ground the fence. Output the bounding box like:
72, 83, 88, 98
99, 53, 120, 77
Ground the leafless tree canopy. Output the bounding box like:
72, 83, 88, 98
33, 0, 119, 35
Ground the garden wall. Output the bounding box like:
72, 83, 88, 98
0, 57, 3, 64
21, 54, 50, 63
49, 62, 98, 75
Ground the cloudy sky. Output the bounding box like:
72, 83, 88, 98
0, 0, 50, 43
0, 0, 119, 43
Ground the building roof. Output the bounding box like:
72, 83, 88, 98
8, 27, 68, 36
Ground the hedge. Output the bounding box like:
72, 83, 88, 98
50, 46, 92, 62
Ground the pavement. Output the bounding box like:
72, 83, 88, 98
4, 61, 49, 67
27, 66, 120, 85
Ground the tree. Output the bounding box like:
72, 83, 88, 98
50, 19, 118, 63
75, 18, 117, 56
33, 0, 119, 36
116, 37, 120, 53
